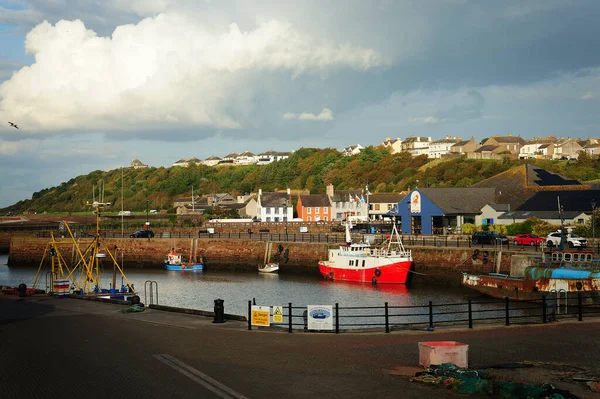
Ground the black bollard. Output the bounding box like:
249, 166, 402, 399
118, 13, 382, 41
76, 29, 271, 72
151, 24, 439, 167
213, 299, 225, 323
18, 283, 27, 297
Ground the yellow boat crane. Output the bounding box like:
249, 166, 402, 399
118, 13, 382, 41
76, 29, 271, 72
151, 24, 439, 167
33, 200, 135, 296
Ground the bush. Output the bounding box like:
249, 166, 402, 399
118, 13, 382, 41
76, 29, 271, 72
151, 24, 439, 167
489, 224, 507, 235
461, 223, 477, 235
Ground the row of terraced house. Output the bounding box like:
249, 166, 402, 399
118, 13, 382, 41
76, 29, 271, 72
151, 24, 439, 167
174, 164, 600, 236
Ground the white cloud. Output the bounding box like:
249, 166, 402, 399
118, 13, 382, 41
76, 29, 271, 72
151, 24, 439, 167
409, 116, 440, 125
0, 15, 379, 133
283, 107, 334, 121
581, 92, 596, 100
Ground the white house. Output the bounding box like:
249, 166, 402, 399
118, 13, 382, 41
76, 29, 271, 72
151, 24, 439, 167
256, 189, 293, 222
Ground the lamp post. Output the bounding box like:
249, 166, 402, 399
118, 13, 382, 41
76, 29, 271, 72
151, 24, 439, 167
592, 199, 596, 253
146, 200, 149, 225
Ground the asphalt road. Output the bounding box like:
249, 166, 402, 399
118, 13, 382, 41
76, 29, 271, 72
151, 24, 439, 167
1, 295, 599, 399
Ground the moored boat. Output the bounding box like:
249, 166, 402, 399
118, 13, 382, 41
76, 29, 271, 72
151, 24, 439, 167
318, 221, 413, 284
165, 250, 203, 271
258, 263, 279, 273
462, 248, 600, 300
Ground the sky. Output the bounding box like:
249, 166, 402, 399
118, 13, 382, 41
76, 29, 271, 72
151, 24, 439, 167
1, 0, 600, 208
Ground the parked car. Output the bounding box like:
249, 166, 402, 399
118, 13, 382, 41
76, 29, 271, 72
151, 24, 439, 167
471, 231, 509, 245
545, 231, 587, 248
129, 229, 155, 238
513, 234, 546, 246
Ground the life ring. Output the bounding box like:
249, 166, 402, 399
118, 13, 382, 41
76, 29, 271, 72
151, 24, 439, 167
483, 251, 489, 257
372, 277, 377, 285
482, 258, 488, 264
471, 254, 478, 260
473, 249, 480, 256
374, 268, 382, 277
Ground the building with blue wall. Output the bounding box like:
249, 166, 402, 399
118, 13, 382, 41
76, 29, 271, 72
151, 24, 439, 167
391, 188, 497, 235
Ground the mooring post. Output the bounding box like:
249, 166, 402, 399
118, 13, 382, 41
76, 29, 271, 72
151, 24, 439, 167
385, 302, 390, 333
468, 299, 473, 329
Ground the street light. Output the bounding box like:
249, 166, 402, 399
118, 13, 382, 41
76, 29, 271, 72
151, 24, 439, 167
146, 200, 149, 224
591, 199, 596, 253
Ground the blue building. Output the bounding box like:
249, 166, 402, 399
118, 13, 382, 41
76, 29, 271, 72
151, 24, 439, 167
390, 188, 496, 235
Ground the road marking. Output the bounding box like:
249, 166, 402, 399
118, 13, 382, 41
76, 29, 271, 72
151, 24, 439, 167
154, 354, 248, 399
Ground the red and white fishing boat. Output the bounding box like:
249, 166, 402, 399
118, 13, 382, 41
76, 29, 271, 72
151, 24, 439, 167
319, 221, 413, 284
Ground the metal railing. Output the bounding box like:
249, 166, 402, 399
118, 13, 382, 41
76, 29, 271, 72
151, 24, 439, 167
246, 292, 600, 333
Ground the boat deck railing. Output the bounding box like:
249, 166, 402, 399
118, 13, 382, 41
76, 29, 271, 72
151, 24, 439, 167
246, 292, 600, 333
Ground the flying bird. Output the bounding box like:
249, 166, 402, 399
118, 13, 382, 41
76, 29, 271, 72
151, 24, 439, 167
8, 122, 19, 129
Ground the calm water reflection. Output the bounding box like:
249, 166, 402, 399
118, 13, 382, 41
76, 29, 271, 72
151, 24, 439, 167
0, 254, 486, 317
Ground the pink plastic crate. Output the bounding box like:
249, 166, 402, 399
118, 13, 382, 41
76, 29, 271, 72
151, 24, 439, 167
418, 341, 468, 368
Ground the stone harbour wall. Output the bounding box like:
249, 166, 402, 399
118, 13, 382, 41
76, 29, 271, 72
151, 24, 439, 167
7, 236, 515, 284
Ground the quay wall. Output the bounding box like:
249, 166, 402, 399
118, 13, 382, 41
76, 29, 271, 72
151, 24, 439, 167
7, 236, 514, 284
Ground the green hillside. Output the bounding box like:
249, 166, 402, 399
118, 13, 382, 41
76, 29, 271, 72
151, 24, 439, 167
2, 147, 599, 214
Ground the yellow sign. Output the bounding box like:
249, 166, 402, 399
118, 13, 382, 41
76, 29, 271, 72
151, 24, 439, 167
251, 305, 270, 326
272, 305, 283, 323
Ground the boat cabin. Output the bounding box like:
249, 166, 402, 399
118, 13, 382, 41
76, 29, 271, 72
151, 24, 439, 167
540, 249, 598, 267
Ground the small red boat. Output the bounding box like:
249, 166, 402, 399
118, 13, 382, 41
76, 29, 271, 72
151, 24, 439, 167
318, 221, 413, 284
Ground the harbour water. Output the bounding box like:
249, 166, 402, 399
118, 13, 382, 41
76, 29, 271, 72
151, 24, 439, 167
0, 254, 495, 318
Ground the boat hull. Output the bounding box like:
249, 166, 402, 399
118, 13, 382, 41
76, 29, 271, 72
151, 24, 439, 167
462, 272, 600, 301
166, 263, 203, 271
319, 259, 413, 284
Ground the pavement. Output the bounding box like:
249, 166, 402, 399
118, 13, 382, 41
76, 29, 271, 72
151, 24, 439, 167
1, 293, 600, 399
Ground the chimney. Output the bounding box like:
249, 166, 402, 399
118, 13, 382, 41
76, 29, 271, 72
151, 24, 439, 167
326, 184, 334, 197
287, 187, 291, 195
385, 137, 391, 142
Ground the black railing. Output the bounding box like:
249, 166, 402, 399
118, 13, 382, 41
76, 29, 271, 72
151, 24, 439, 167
246, 292, 600, 333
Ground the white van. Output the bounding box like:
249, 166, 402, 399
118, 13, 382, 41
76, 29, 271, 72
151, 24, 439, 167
118, 211, 132, 216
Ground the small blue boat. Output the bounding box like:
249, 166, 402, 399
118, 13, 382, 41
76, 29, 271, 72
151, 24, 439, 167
165, 250, 203, 271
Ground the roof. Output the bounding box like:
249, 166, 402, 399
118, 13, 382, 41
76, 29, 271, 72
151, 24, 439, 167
474, 145, 499, 152
525, 164, 580, 187
491, 136, 525, 144
517, 190, 600, 212
260, 192, 290, 207
329, 190, 364, 202
488, 203, 510, 212
205, 155, 221, 161
472, 164, 588, 210
497, 210, 585, 220
299, 194, 331, 207
452, 140, 471, 147
418, 188, 496, 214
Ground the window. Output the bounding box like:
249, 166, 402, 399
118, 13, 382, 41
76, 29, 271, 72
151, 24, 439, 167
375, 204, 380, 210
324, 217, 328, 221
388, 204, 393, 211
315, 207, 320, 214
266, 208, 271, 214
324, 208, 328, 214
307, 216, 311, 222
307, 207, 312, 214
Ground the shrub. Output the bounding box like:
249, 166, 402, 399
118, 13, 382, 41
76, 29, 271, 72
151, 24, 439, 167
461, 223, 477, 234
489, 224, 507, 235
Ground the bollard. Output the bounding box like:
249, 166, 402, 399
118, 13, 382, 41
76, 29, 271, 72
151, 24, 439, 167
18, 283, 27, 297
213, 299, 225, 323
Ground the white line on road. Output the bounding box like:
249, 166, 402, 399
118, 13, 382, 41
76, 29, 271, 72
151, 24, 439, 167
154, 354, 249, 399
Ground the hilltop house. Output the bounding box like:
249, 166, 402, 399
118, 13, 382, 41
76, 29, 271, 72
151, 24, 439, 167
449, 136, 479, 156
380, 138, 402, 154
130, 159, 148, 169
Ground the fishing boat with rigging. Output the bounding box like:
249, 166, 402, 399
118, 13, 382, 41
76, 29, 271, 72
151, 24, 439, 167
31, 195, 136, 299
318, 220, 413, 284
165, 249, 204, 271
462, 196, 600, 300
462, 247, 600, 300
